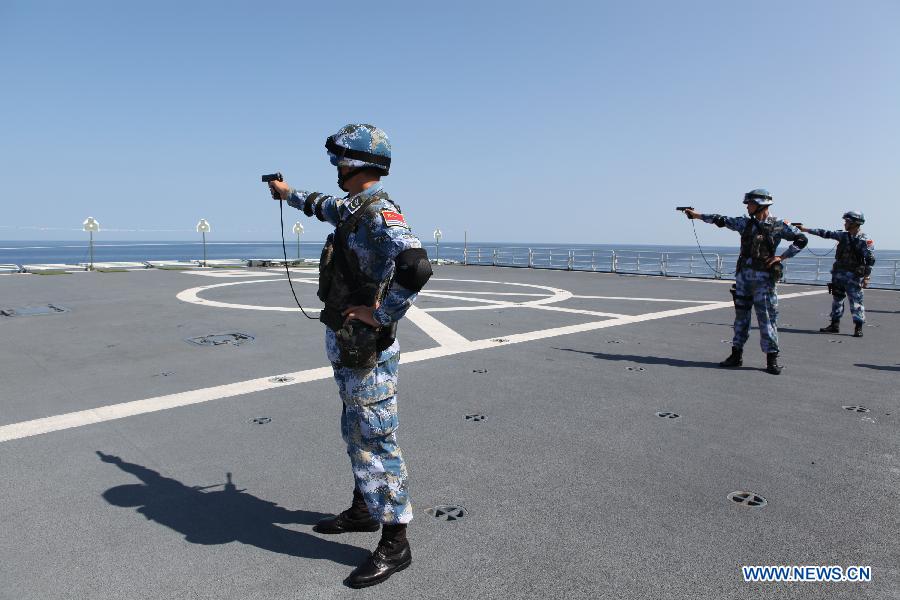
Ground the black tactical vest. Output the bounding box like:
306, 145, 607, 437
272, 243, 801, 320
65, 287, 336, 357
738, 218, 778, 272
317, 194, 384, 331
316, 193, 398, 365
833, 234, 863, 273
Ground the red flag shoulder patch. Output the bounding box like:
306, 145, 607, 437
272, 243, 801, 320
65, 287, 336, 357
381, 210, 409, 229
866, 239, 874, 246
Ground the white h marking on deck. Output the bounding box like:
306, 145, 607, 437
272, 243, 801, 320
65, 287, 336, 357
0, 289, 825, 443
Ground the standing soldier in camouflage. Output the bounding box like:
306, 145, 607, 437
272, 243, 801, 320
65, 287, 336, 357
683, 189, 808, 374
796, 211, 875, 337
269, 124, 432, 588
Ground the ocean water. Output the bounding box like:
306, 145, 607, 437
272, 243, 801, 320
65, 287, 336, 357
0, 240, 316, 266
0, 240, 900, 265
1, 239, 898, 266
2, 240, 898, 288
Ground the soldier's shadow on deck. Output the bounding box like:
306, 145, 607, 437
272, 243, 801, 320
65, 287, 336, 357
694, 322, 826, 336
96, 451, 367, 566
556, 348, 722, 369
776, 327, 839, 336
855, 363, 900, 372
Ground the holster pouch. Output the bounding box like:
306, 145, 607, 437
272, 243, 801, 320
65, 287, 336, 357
770, 262, 784, 281
330, 319, 397, 369
335, 320, 379, 370
829, 282, 846, 300
730, 284, 753, 311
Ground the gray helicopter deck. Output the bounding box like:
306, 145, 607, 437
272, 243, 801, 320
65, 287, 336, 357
0, 265, 897, 599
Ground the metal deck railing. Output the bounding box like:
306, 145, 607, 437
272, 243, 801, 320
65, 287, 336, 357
430, 245, 900, 290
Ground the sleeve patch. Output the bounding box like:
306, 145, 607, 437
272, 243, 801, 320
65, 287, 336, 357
381, 210, 409, 229
866, 239, 874, 246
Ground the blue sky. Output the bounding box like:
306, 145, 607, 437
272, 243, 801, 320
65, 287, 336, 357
1, 0, 898, 248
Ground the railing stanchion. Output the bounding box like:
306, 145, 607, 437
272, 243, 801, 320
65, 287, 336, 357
528, 248, 534, 268
611, 250, 617, 273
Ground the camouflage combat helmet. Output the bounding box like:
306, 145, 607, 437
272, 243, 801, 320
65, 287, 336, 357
842, 211, 865, 224
326, 124, 391, 174
742, 188, 774, 206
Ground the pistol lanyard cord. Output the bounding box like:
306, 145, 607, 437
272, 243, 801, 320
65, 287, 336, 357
689, 218, 736, 277
803, 244, 837, 258
279, 200, 317, 320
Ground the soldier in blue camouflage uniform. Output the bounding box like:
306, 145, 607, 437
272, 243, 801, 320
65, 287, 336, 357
269, 124, 432, 588
683, 189, 808, 374
797, 211, 875, 338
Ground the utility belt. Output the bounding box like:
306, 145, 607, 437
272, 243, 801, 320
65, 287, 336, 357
827, 275, 866, 299
737, 257, 783, 280
833, 262, 866, 277
321, 304, 397, 369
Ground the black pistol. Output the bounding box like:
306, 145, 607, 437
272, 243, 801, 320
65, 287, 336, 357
675, 206, 694, 212
262, 172, 283, 200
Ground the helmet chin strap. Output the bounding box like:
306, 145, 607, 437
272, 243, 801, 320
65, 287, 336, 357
337, 166, 366, 192
747, 203, 770, 219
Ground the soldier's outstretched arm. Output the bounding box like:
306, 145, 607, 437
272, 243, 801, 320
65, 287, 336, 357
777, 222, 808, 259
288, 189, 341, 226
268, 178, 342, 226
805, 227, 841, 240
697, 212, 746, 232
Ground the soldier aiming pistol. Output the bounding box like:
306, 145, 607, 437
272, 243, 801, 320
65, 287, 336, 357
680, 190, 807, 374
262, 124, 432, 589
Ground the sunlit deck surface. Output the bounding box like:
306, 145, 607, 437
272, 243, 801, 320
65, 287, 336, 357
1, 265, 897, 599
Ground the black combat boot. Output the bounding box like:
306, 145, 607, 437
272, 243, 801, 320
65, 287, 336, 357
719, 346, 743, 368
314, 488, 379, 534
346, 523, 412, 588
766, 352, 783, 375
819, 320, 840, 333
853, 323, 864, 338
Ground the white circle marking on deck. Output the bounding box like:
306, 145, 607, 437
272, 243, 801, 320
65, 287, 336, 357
175, 277, 572, 313
176, 278, 320, 312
